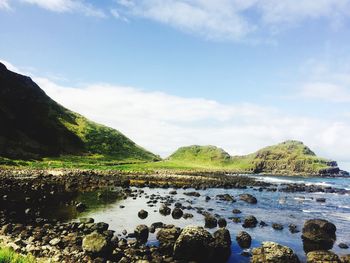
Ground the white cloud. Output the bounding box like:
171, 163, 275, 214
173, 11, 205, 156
21, 0, 106, 17
114, 0, 350, 41
0, 0, 10, 10
110, 8, 129, 22
300, 82, 350, 102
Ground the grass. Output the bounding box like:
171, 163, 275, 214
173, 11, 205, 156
0, 248, 36, 263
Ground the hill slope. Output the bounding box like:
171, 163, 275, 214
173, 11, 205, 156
0, 62, 158, 161
168, 141, 345, 176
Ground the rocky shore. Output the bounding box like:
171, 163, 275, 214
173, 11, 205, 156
0, 168, 349, 262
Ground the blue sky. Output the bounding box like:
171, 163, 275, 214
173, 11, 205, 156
1, 0, 350, 170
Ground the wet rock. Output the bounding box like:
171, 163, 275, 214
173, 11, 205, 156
272, 223, 284, 230
316, 198, 326, 203
236, 231, 252, 249
239, 194, 257, 204
339, 243, 349, 249
243, 215, 258, 228
159, 205, 171, 216
80, 218, 94, 224
156, 227, 181, 255
205, 196, 211, 201
289, 224, 300, 234
82, 231, 108, 255
232, 217, 241, 223
205, 214, 218, 228
182, 213, 193, 219
306, 250, 340, 263
184, 191, 200, 197
302, 219, 336, 252
49, 238, 61, 246
218, 218, 227, 228
76, 202, 87, 212
173, 226, 213, 262
169, 190, 177, 195
232, 209, 241, 214
216, 194, 235, 202
138, 209, 148, 219
251, 242, 300, 263
134, 225, 149, 243
211, 228, 232, 262
171, 208, 183, 219
95, 222, 109, 233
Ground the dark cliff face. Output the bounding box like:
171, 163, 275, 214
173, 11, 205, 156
0, 63, 84, 159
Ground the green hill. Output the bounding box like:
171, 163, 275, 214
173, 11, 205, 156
167, 141, 343, 175
0, 62, 158, 161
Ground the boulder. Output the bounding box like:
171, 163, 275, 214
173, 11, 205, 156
156, 227, 181, 254
134, 225, 149, 243
306, 250, 340, 263
159, 205, 171, 216
138, 209, 148, 219
251, 242, 300, 263
239, 194, 257, 204
218, 218, 227, 228
205, 214, 218, 228
302, 219, 336, 252
236, 231, 251, 249
171, 208, 183, 219
82, 232, 109, 255
243, 215, 258, 228
173, 226, 214, 262
211, 228, 232, 262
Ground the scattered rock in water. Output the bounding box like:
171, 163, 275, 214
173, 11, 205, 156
239, 194, 257, 204
138, 209, 148, 219
232, 217, 241, 223
205, 196, 211, 201
171, 208, 183, 219
251, 241, 300, 263
259, 221, 268, 227
182, 213, 193, 219
289, 224, 300, 234
134, 224, 149, 243
82, 231, 108, 255
243, 215, 258, 228
205, 214, 218, 228
159, 204, 171, 216
173, 226, 213, 262
316, 198, 326, 203
339, 243, 349, 249
218, 218, 227, 228
302, 219, 336, 252
272, 223, 284, 230
236, 231, 252, 249
156, 227, 181, 255
232, 209, 241, 214
216, 194, 235, 202
80, 218, 94, 224
169, 190, 177, 195
183, 191, 200, 197
212, 228, 232, 262
306, 250, 340, 263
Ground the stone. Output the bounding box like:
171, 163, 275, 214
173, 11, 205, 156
218, 218, 227, 228
236, 231, 252, 249
82, 232, 108, 255
159, 205, 171, 216
204, 214, 218, 228
134, 225, 149, 243
251, 242, 300, 263
211, 228, 232, 262
156, 227, 181, 254
49, 238, 61, 246
306, 250, 340, 263
171, 208, 183, 219
243, 215, 258, 228
302, 219, 336, 252
239, 194, 257, 204
272, 223, 284, 230
138, 209, 148, 219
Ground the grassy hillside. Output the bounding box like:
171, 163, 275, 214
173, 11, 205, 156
0, 62, 158, 161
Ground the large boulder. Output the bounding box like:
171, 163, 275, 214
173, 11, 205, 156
82, 231, 109, 255
236, 231, 251, 249
251, 242, 300, 263
306, 250, 340, 263
302, 219, 336, 252
211, 228, 232, 262
173, 226, 214, 262
134, 225, 149, 243
171, 208, 183, 219
156, 227, 181, 254
239, 194, 257, 204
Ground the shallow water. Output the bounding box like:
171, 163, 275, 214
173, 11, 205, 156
70, 176, 350, 263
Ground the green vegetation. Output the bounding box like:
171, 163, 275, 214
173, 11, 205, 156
0, 248, 35, 263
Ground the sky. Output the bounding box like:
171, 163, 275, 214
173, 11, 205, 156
1, 0, 350, 170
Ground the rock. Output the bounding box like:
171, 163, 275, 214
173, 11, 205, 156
205, 214, 218, 228
169, 190, 177, 195
272, 223, 284, 230
289, 224, 300, 234
76, 202, 87, 212
82, 232, 108, 255
159, 205, 171, 216
80, 218, 94, 224
138, 209, 148, 219
236, 231, 252, 249
95, 222, 109, 232
173, 226, 214, 262
218, 218, 227, 228
232, 217, 241, 223
49, 238, 61, 246
340, 255, 350, 263
171, 208, 183, 219
182, 213, 193, 219
302, 219, 336, 252
251, 242, 300, 263
183, 191, 200, 197
232, 209, 241, 214
316, 198, 326, 203
216, 194, 235, 202
156, 227, 181, 254
211, 228, 232, 262
134, 225, 149, 243
339, 243, 349, 249
306, 250, 340, 263
243, 215, 258, 228
205, 196, 211, 201
239, 194, 257, 204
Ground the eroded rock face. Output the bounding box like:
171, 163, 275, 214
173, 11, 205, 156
306, 250, 340, 263
173, 226, 214, 262
251, 242, 300, 263
82, 232, 108, 255
302, 219, 336, 252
